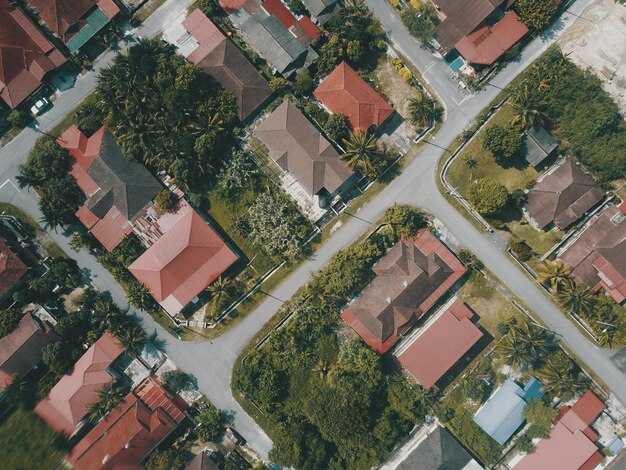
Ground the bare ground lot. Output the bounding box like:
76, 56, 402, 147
559, 0, 626, 115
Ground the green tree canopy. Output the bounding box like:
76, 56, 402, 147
196, 406, 223, 442
515, 0, 562, 29
400, 4, 439, 43
324, 113, 351, 143
524, 399, 557, 437
0, 309, 22, 337
468, 178, 509, 216
162, 369, 197, 394
482, 125, 521, 161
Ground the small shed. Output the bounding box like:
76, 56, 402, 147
524, 125, 557, 167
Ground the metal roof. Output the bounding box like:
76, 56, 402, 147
66, 7, 110, 52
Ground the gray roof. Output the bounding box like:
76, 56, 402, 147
301, 0, 339, 25
397, 426, 476, 470
524, 125, 557, 167
86, 130, 162, 220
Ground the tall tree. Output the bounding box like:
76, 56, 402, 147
499, 320, 556, 368
408, 93, 435, 127
557, 282, 593, 316
537, 259, 572, 293
341, 131, 382, 178
510, 85, 548, 130
87, 382, 125, 421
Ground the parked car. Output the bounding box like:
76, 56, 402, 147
30, 97, 50, 115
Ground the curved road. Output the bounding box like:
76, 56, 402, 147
1, 0, 623, 460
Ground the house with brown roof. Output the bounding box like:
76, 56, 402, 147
0, 313, 59, 388
183, 9, 272, 121
67, 378, 186, 470
0, 0, 66, 108
35, 332, 124, 437
396, 298, 483, 388
314, 61, 394, 133
514, 391, 605, 470
558, 204, 626, 304
524, 158, 606, 231
301, 0, 339, 25
185, 451, 220, 470
58, 125, 163, 252
254, 99, 353, 205
0, 237, 28, 300
341, 229, 467, 354
128, 199, 238, 316
24, 0, 120, 53
432, 0, 527, 65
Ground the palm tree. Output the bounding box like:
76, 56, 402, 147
118, 325, 147, 356
537, 356, 587, 400
408, 93, 435, 127
557, 282, 593, 315
87, 382, 125, 421
341, 131, 381, 177
537, 259, 572, 293
126, 282, 152, 310
510, 85, 548, 130
498, 320, 556, 368
206, 277, 236, 319
464, 156, 478, 181
527, 63, 553, 92
3, 375, 29, 406
340, 0, 367, 24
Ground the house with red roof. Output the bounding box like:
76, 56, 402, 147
514, 391, 606, 470
341, 229, 467, 354
261, 0, 321, 46
128, 199, 238, 316
0, 237, 28, 300
314, 61, 394, 133
35, 333, 124, 437
58, 125, 163, 252
396, 298, 483, 388
67, 378, 186, 470
0, 0, 66, 108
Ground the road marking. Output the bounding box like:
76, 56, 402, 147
423, 61, 436, 73
0, 179, 20, 192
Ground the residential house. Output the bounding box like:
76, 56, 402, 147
35, 333, 124, 437
301, 0, 339, 25
0, 237, 28, 300
185, 451, 220, 470
432, 0, 528, 65
386, 424, 482, 470
473, 377, 544, 445
396, 298, 483, 388
314, 61, 394, 133
128, 199, 238, 316
558, 204, 626, 304
524, 124, 558, 167
58, 125, 163, 252
0, 0, 66, 108
67, 378, 186, 470
25, 0, 120, 53
524, 158, 606, 231
341, 229, 467, 354
0, 313, 59, 388
254, 99, 353, 206
183, 9, 272, 121
261, 0, 320, 47
514, 391, 605, 470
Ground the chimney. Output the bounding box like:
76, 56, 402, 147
386, 297, 392, 304
403, 280, 408, 287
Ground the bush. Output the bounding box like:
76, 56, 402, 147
42, 341, 74, 375
457, 249, 484, 272
145, 448, 187, 470
324, 113, 351, 143
293, 70, 314, 96
7, 110, 31, 129
0, 309, 22, 337
516, 434, 535, 454
509, 239, 534, 262
400, 5, 439, 43
515, 0, 562, 29
510, 188, 527, 207
74, 101, 104, 137
482, 125, 521, 161
524, 400, 557, 437
154, 189, 177, 212
269, 77, 291, 93
382, 204, 426, 239
162, 369, 197, 393
285, 0, 308, 15
196, 406, 223, 442
469, 178, 509, 216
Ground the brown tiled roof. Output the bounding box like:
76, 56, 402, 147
254, 99, 352, 196
0, 313, 59, 388
185, 451, 220, 470
185, 10, 272, 120
0, 0, 66, 108
341, 230, 467, 354
0, 238, 28, 297
525, 159, 605, 230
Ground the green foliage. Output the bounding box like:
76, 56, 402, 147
382, 204, 427, 239
509, 239, 534, 262
341, 130, 388, 179
469, 178, 509, 216
324, 113, 351, 143
408, 92, 438, 127
145, 448, 188, 470
294, 70, 315, 96
74, 101, 104, 137
457, 249, 484, 272
196, 406, 223, 442
87, 382, 126, 421
217, 150, 260, 196
482, 125, 521, 161
0, 309, 22, 337
154, 189, 178, 212
498, 319, 556, 369
269, 77, 291, 93
400, 4, 439, 43
42, 341, 75, 375
524, 400, 557, 437
285, 0, 308, 16
28, 258, 81, 300
515, 0, 561, 29
7, 109, 31, 129
516, 434, 535, 454
536, 350, 588, 400
162, 369, 197, 394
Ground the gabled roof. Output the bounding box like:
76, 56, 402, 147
454, 11, 528, 65
314, 61, 394, 132
301, 0, 339, 25
0, 0, 66, 108
473, 377, 544, 445
185, 451, 220, 470
396, 299, 483, 388
35, 333, 123, 436
128, 201, 238, 315
67, 379, 185, 470
0, 313, 58, 389
525, 158, 605, 230
261, 0, 320, 45
341, 230, 467, 354
254, 99, 352, 196
184, 10, 272, 120
0, 238, 28, 297
524, 124, 558, 167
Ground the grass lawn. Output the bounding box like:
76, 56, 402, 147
135, 0, 168, 21
0, 408, 66, 469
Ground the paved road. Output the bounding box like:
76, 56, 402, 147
1, 0, 624, 460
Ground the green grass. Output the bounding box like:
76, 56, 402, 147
506, 220, 562, 255
49, 93, 97, 138
0, 408, 66, 469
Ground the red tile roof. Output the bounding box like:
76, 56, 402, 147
0, 238, 28, 297
262, 0, 297, 28
514, 391, 605, 470
183, 9, 225, 49
58, 125, 103, 197
261, 0, 320, 45
297, 16, 320, 41
455, 11, 528, 65
0, 313, 58, 388
35, 333, 123, 436
128, 201, 238, 315
0, 0, 66, 108
218, 0, 249, 14
67, 379, 185, 470
397, 299, 483, 388
341, 229, 467, 354
314, 61, 394, 132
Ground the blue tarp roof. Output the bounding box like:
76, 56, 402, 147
473, 378, 545, 445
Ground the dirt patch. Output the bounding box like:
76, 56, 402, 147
559, 0, 626, 115
375, 55, 421, 119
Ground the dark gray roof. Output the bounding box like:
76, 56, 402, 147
524, 125, 557, 167
301, 0, 339, 25
397, 426, 475, 470
86, 130, 162, 220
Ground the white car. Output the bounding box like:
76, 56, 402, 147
30, 97, 50, 115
